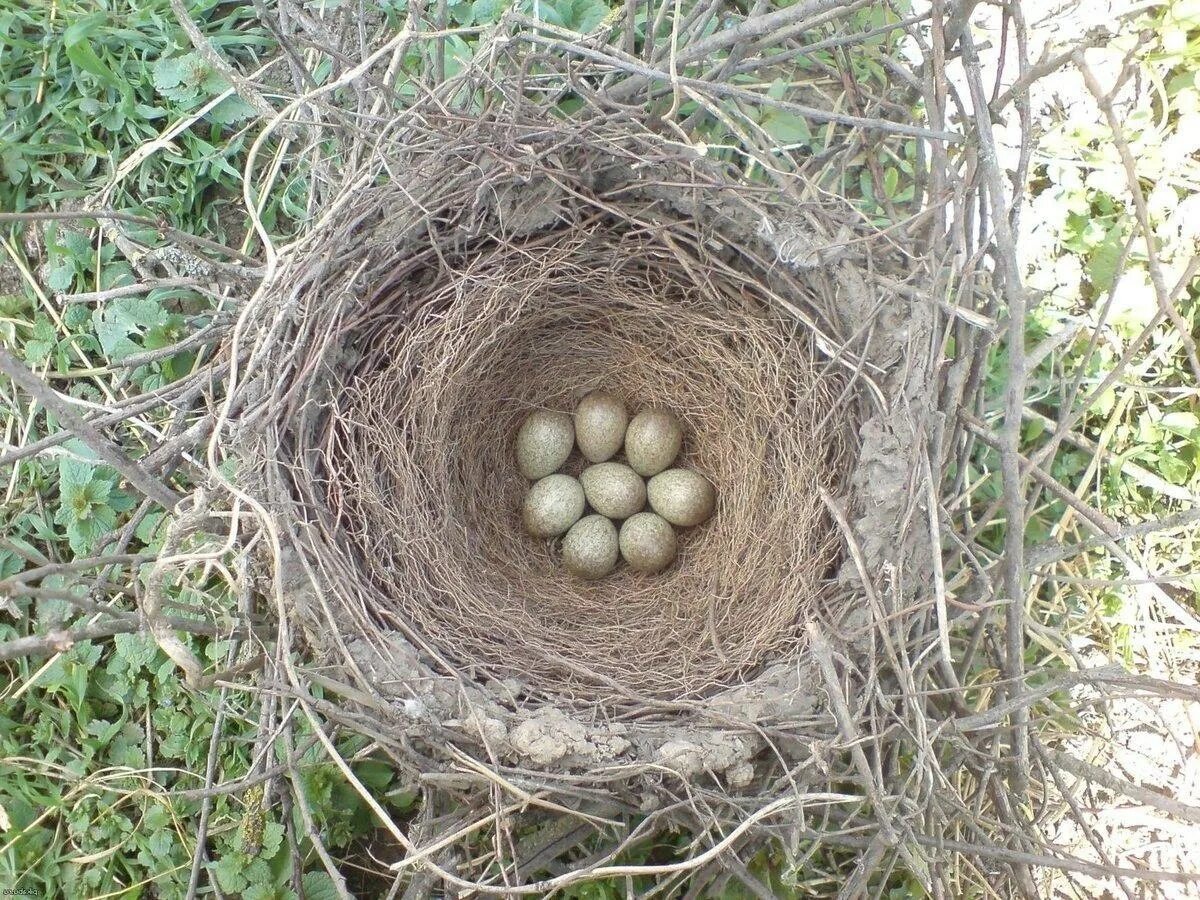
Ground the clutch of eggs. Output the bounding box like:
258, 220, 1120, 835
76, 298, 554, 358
516, 391, 714, 578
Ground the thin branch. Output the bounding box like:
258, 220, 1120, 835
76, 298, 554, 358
0, 347, 182, 510
0, 210, 261, 266
1075, 53, 1200, 383
960, 28, 1032, 790
168, 0, 278, 121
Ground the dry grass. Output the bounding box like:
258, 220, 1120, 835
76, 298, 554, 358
321, 226, 854, 701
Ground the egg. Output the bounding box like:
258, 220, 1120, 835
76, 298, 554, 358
619, 512, 677, 574
647, 469, 715, 527
579, 462, 646, 520
515, 409, 574, 480
562, 514, 619, 580
624, 408, 683, 476
574, 390, 628, 463
522, 474, 585, 538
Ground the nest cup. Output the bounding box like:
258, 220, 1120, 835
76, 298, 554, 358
326, 226, 854, 701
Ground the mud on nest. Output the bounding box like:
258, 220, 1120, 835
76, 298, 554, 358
317, 223, 857, 702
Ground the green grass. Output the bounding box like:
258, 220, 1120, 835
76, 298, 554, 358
1, 0, 1198, 896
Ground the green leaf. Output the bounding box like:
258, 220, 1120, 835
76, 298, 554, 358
211, 854, 248, 893
208, 96, 258, 126
0, 547, 26, 579
24, 316, 58, 363
471, 0, 507, 24
59, 456, 96, 492
144, 805, 171, 831
553, 0, 608, 30
160, 82, 202, 105
47, 260, 76, 292
63, 303, 91, 329
113, 632, 158, 671
1160, 411, 1199, 437
1088, 222, 1125, 294
201, 68, 231, 95
1, 147, 29, 183
152, 55, 191, 91
354, 759, 395, 791
146, 828, 175, 858
883, 166, 899, 198
93, 296, 169, 361
243, 857, 273, 885
301, 872, 340, 900
85, 717, 122, 749
97, 105, 126, 133
64, 15, 121, 91
65, 503, 116, 554
1158, 450, 1191, 485
761, 111, 810, 145
135, 511, 166, 546
259, 821, 285, 858
58, 229, 93, 261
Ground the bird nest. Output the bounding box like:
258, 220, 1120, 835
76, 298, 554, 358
238, 101, 894, 757
207, 12, 1021, 895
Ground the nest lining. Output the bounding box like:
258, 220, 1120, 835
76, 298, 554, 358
315, 223, 857, 701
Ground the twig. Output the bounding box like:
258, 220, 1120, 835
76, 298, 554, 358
0, 552, 154, 587
1021, 405, 1197, 504
1048, 750, 1200, 826
806, 624, 928, 886
283, 720, 355, 900
1075, 53, 1200, 384
941, 0, 982, 51
109, 319, 231, 371
186, 662, 235, 900
0, 210, 261, 266
0, 614, 253, 662
141, 499, 218, 685
0, 621, 137, 662
61, 278, 204, 304
1026, 507, 1200, 569
0, 347, 182, 510
174, 734, 322, 801
168, 0, 278, 121
960, 28, 1032, 791
515, 25, 964, 143
990, 28, 1109, 113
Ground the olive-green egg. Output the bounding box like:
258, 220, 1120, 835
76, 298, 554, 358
562, 514, 619, 580
522, 474, 585, 538
574, 391, 628, 463
579, 462, 646, 520
515, 409, 574, 480
624, 408, 683, 476
619, 512, 677, 574
647, 468, 716, 527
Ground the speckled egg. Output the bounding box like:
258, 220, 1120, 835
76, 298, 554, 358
514, 409, 574, 480
562, 514, 619, 579
574, 390, 628, 463
647, 468, 715, 527
579, 462, 646, 520
624, 408, 683, 476
522, 474, 585, 538
619, 512, 677, 574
